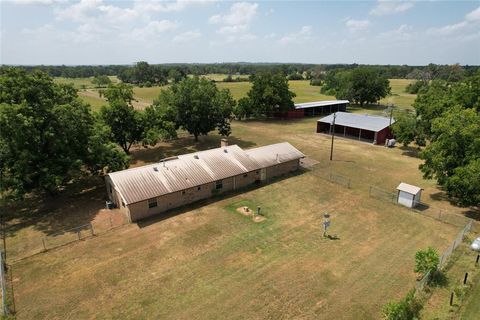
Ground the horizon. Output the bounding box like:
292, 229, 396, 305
1, 0, 480, 65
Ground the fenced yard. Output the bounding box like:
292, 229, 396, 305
6, 117, 477, 319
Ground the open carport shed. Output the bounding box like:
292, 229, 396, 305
294, 100, 349, 117
317, 112, 395, 145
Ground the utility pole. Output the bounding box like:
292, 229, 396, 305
330, 112, 336, 161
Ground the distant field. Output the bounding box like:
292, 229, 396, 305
9, 116, 474, 319
65, 77, 415, 114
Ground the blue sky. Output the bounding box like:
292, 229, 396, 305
1, 0, 479, 65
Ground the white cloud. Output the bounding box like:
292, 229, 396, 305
379, 24, 413, 41
278, 25, 312, 45
7, 0, 66, 5
427, 6, 480, 36
209, 2, 258, 25
209, 2, 258, 43
345, 19, 370, 32
370, 0, 414, 16
465, 6, 480, 22
217, 25, 248, 34
126, 20, 178, 41
133, 0, 213, 13
173, 30, 202, 43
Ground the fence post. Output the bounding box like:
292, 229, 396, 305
42, 238, 47, 251
77, 230, 81, 240
89, 223, 94, 236
450, 292, 454, 306
0, 253, 7, 316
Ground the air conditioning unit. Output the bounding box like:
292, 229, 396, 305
106, 200, 115, 210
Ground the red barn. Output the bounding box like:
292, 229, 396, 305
316, 112, 395, 145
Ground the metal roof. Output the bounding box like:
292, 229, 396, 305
317, 112, 395, 132
295, 100, 349, 110
245, 142, 305, 168
108, 142, 304, 204
396, 182, 422, 195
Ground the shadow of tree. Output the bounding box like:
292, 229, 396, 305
3, 176, 107, 238
399, 145, 422, 158
130, 134, 257, 166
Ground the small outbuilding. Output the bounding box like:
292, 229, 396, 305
396, 183, 422, 208
316, 112, 395, 145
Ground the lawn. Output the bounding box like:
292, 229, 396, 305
8, 117, 475, 319
74, 79, 410, 113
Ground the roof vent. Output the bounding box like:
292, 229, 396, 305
224, 149, 228, 153
194, 155, 199, 159
153, 167, 158, 172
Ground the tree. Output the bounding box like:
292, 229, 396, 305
100, 83, 135, 105
159, 77, 235, 141
99, 100, 145, 154
414, 247, 439, 276
0, 67, 128, 197
419, 107, 480, 206
322, 67, 391, 107
91, 75, 112, 88
391, 112, 426, 147
239, 72, 296, 118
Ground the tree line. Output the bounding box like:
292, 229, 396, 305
7, 63, 479, 83
392, 71, 480, 206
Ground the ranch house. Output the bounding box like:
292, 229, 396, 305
106, 142, 305, 222
316, 112, 395, 145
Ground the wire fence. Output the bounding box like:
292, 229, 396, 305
416, 219, 473, 290
305, 164, 473, 228
7, 214, 127, 263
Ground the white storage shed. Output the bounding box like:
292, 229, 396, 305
396, 183, 422, 208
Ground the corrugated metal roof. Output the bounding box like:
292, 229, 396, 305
108, 142, 304, 204
245, 142, 305, 168
317, 112, 395, 132
295, 100, 349, 110
396, 182, 422, 195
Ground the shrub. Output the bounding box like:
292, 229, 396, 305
414, 247, 439, 276
382, 289, 422, 320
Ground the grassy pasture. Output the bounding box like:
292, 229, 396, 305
9, 117, 476, 319
74, 79, 411, 113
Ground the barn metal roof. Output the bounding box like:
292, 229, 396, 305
295, 100, 349, 110
108, 142, 304, 204
317, 112, 395, 132
396, 182, 422, 195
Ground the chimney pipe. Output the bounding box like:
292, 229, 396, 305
221, 138, 228, 147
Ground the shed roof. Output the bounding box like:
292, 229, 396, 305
108, 142, 304, 204
317, 112, 394, 132
295, 100, 349, 110
396, 182, 422, 195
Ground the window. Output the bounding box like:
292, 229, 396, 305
243, 173, 248, 178
215, 180, 223, 190
197, 186, 201, 191
148, 198, 158, 208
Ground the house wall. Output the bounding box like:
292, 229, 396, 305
127, 170, 264, 222
266, 159, 300, 179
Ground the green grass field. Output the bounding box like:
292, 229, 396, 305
73, 78, 411, 113
9, 116, 476, 319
